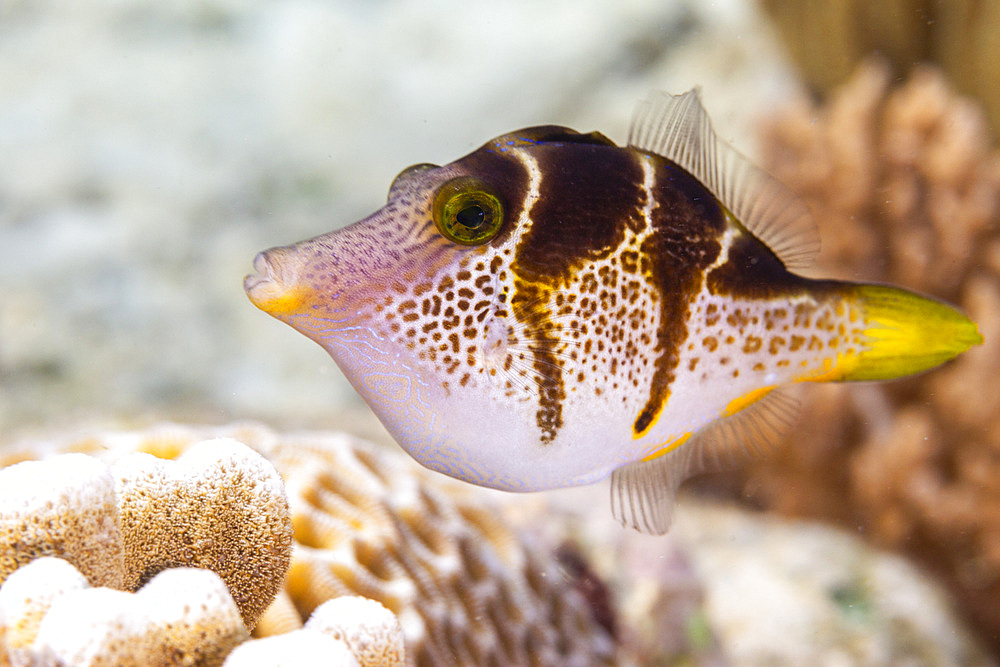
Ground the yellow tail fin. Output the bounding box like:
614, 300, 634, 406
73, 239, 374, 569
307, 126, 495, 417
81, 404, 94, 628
840, 285, 982, 381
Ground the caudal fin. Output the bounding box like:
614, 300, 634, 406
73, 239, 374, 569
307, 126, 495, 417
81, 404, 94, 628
839, 284, 982, 381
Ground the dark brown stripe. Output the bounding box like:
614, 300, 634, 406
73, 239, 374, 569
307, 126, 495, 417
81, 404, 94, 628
514, 142, 646, 281
705, 229, 807, 298
509, 141, 647, 443
632, 159, 726, 435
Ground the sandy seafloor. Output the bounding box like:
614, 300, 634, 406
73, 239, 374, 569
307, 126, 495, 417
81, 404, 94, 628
0, 0, 797, 442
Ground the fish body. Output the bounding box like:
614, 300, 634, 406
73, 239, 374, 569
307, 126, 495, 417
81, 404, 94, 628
246, 91, 981, 533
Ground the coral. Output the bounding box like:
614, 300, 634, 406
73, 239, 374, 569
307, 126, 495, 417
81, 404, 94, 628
2, 423, 616, 666
222, 630, 359, 667
709, 59, 1000, 651
0, 454, 124, 591
0, 440, 293, 633
3, 422, 992, 664
0, 557, 89, 665
15, 562, 249, 666
225, 597, 404, 666
111, 438, 293, 630
250, 588, 303, 638
257, 427, 615, 666
760, 1, 1000, 132
304, 596, 405, 667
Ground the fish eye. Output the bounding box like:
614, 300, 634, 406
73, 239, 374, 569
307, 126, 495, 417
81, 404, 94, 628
388, 163, 438, 201
432, 177, 504, 245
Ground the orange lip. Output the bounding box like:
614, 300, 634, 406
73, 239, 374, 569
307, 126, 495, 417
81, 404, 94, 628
244, 250, 311, 317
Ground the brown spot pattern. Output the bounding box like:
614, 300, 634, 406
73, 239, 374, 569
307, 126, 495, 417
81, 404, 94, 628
509, 141, 647, 442
352, 123, 870, 453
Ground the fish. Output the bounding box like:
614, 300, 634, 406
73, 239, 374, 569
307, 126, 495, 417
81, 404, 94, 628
244, 90, 982, 534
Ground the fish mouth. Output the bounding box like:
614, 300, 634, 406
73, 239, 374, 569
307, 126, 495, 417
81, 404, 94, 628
244, 249, 311, 317
243, 251, 274, 295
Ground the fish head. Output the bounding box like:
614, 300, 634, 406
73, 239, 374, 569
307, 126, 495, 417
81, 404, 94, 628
246, 127, 616, 491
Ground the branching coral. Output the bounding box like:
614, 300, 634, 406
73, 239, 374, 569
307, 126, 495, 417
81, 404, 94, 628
716, 59, 1000, 651
760, 1, 1000, 132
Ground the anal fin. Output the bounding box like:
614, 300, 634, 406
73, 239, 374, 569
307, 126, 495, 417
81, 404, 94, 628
610, 386, 799, 535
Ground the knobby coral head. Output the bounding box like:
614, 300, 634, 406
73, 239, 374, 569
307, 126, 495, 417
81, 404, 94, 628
0, 438, 293, 632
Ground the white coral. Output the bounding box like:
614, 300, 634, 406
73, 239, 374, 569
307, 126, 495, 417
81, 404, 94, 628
305, 596, 405, 667
0, 454, 124, 591
2, 424, 614, 665
222, 630, 360, 667
4, 564, 248, 666
0, 439, 293, 634
0, 557, 89, 665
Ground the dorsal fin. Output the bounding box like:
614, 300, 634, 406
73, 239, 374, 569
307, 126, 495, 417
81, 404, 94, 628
627, 90, 819, 270
501, 126, 618, 149
610, 387, 799, 535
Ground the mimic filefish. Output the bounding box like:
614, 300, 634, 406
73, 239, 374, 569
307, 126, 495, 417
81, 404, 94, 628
245, 91, 982, 534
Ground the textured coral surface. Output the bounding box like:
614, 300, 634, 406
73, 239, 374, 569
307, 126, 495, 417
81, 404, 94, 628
1, 423, 615, 666
2, 560, 249, 667
302, 596, 405, 667
0, 455, 123, 591
262, 431, 614, 666
0, 440, 292, 633
714, 59, 1000, 653
3, 422, 992, 665
1, 560, 408, 667
112, 439, 293, 629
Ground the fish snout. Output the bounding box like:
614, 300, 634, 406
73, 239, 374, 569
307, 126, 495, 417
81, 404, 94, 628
244, 248, 312, 318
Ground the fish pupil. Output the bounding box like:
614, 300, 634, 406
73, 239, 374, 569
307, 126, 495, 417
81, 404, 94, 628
455, 204, 486, 229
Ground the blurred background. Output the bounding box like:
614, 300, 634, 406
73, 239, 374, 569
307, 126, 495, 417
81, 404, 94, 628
0, 0, 798, 435
3, 0, 1000, 661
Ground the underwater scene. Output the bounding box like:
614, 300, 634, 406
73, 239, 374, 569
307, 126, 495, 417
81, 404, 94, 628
2, 0, 999, 664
